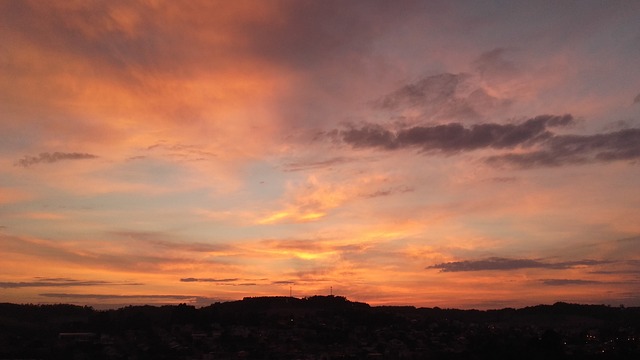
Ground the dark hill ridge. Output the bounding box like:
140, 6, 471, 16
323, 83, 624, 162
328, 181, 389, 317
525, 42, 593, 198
1, 296, 639, 359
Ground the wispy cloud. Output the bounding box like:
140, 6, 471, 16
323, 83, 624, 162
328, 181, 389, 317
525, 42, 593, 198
38, 293, 219, 303
180, 278, 238, 283
1, 234, 230, 273
472, 48, 519, 79
362, 186, 414, 199
283, 157, 352, 172
376, 73, 468, 110
0, 188, 33, 204
374, 71, 511, 121
1, 278, 143, 288
179, 277, 263, 287
39, 293, 208, 301
145, 142, 216, 162
262, 239, 327, 252
15, 152, 98, 167
541, 279, 602, 286
589, 270, 640, 275
111, 231, 231, 253
258, 174, 414, 224
38, 293, 223, 308
427, 257, 610, 272
272, 280, 296, 285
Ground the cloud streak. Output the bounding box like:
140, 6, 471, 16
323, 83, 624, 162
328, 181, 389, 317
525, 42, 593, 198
1, 234, 231, 274
427, 257, 609, 272
339, 115, 640, 168
341, 115, 573, 152
283, 157, 353, 172
272, 280, 296, 285
38, 293, 224, 308
180, 278, 238, 283
486, 128, 640, 167
1, 278, 142, 288
39, 293, 207, 300
180, 278, 263, 287
15, 152, 98, 167
541, 279, 602, 286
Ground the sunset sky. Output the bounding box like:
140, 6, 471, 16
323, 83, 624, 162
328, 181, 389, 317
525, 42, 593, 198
1, 0, 640, 309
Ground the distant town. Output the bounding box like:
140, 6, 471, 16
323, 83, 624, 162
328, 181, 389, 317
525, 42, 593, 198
1, 296, 639, 359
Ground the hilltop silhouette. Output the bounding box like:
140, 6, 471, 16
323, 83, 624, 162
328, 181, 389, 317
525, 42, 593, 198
1, 296, 639, 359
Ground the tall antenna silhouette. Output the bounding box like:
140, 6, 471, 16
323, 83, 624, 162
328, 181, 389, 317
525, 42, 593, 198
330, 286, 333, 296
289, 286, 292, 297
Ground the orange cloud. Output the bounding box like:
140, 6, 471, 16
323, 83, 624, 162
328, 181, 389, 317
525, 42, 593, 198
257, 173, 412, 224
0, 188, 33, 204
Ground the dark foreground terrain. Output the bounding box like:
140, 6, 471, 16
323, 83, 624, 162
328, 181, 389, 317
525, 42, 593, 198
1, 296, 639, 359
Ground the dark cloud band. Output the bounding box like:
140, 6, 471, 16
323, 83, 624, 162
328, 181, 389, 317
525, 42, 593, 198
541, 279, 602, 286
15, 152, 98, 167
0, 278, 142, 288
427, 257, 608, 272
341, 114, 573, 152
40, 293, 201, 300
486, 128, 640, 167
340, 115, 640, 168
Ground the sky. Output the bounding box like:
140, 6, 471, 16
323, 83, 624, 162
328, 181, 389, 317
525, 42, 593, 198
1, 0, 640, 310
